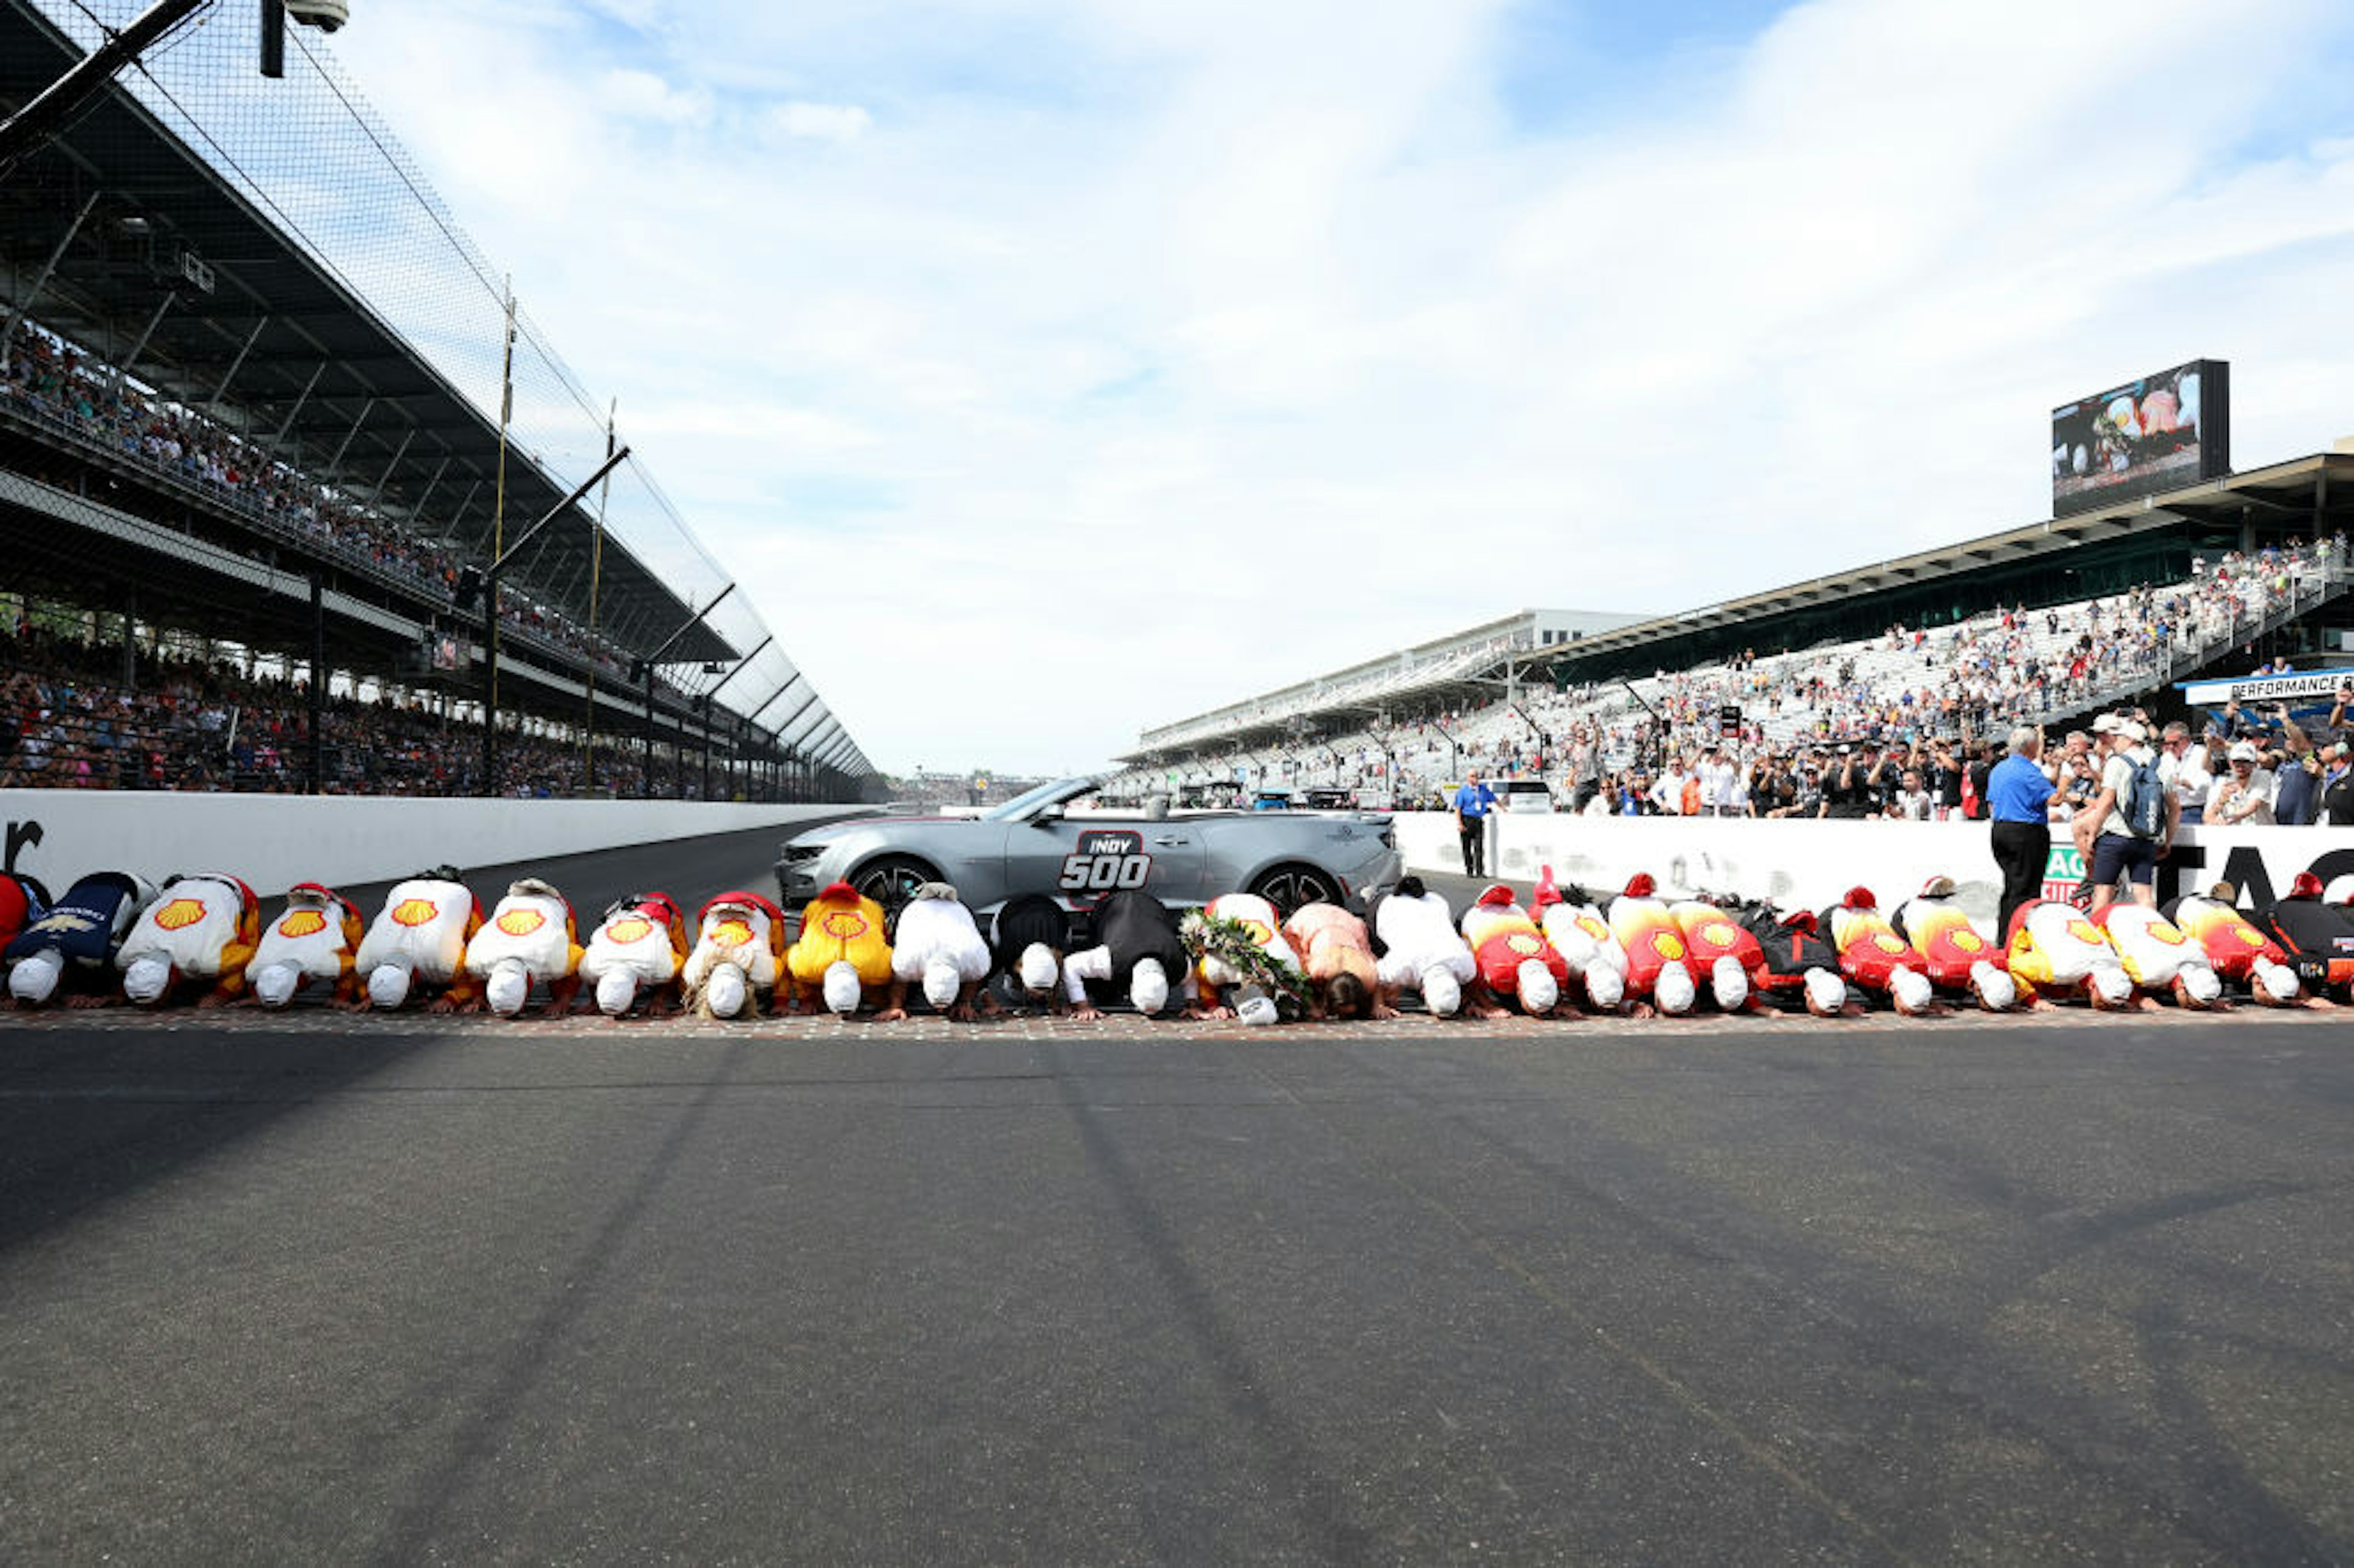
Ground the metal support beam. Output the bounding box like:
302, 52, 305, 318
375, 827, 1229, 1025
0, 190, 101, 372
308, 571, 326, 794
208, 314, 269, 408
367, 423, 417, 508
264, 359, 326, 463
327, 395, 376, 474
639, 580, 736, 665
740, 671, 804, 727
407, 452, 452, 522
111, 289, 175, 397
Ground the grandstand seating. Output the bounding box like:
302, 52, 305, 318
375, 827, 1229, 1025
1112, 539, 2350, 810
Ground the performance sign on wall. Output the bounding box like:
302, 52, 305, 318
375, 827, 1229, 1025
2051, 359, 2230, 517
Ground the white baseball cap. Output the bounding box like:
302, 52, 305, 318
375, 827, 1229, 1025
1422, 966, 1461, 1017
1129, 957, 1170, 1014
1653, 959, 1696, 1014
121, 953, 173, 1005
1018, 943, 1060, 995
922, 961, 962, 1010
485, 957, 530, 1017
251, 962, 300, 1009
704, 961, 747, 1019
596, 970, 639, 1016
821, 959, 863, 1014
9, 950, 64, 1005
1515, 958, 1558, 1014
367, 962, 412, 1011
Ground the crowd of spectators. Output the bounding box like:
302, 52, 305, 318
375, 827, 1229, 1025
0, 612, 737, 799
1, 317, 685, 695
1123, 538, 2352, 823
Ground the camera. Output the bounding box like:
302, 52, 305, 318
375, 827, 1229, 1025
283, 0, 349, 32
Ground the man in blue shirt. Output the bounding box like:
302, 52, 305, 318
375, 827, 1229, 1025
1987, 725, 2057, 936
1453, 769, 1499, 877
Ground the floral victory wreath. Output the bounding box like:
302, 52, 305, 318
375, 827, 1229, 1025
1179, 908, 1311, 1015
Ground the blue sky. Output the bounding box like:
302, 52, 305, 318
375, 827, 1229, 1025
332, 0, 2354, 775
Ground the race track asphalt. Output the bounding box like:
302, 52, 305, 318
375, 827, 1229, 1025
2, 831, 2350, 1564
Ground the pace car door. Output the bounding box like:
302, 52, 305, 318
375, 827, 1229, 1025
1004, 818, 1207, 907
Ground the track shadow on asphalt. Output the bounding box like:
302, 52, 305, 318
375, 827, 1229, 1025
0, 1027, 436, 1255
0, 817, 864, 1258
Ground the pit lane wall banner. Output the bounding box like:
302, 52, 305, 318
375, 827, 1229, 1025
1393, 813, 2354, 930
0, 793, 869, 899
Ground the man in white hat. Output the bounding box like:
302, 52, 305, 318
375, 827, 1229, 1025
2206, 740, 2277, 826
880, 883, 991, 1022
2080, 717, 2174, 912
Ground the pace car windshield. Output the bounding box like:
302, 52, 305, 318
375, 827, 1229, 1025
980, 777, 1099, 821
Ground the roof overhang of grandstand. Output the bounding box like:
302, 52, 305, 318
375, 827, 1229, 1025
0, 0, 731, 667
1532, 451, 2349, 671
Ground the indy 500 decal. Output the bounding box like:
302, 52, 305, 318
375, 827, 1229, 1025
1058, 829, 1154, 892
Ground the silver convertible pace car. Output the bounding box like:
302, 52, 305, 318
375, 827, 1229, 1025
775, 775, 1403, 932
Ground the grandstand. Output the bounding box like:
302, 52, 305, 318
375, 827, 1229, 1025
1115, 450, 2354, 807
0, 0, 876, 800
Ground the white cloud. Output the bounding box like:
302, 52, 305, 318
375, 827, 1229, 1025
327, 0, 2354, 777
768, 101, 874, 143
600, 67, 712, 126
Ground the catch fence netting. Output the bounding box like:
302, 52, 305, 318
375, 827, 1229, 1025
7, 0, 862, 776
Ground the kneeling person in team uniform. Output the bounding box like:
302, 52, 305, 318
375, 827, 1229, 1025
1368, 877, 1485, 1018
353, 868, 482, 1012
7, 871, 156, 1007
684, 891, 788, 1019
462, 879, 585, 1017
246, 883, 365, 1008
114, 873, 262, 1008
1062, 889, 1191, 1021
882, 883, 992, 1021
579, 892, 690, 1017
783, 881, 896, 1016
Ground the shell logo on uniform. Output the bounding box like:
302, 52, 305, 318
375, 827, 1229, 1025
277, 909, 329, 939
496, 908, 547, 938
1236, 919, 1274, 946
1651, 931, 1686, 961
153, 898, 207, 932
712, 918, 754, 947
1950, 930, 1985, 953
2147, 921, 2186, 945
2067, 919, 2103, 945
605, 917, 654, 945
820, 910, 870, 941
1506, 932, 1543, 957
1575, 915, 1609, 940
392, 898, 439, 927
2234, 927, 2265, 946
1702, 921, 1739, 948
1872, 933, 1908, 956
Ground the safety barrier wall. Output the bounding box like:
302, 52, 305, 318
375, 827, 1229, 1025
1393, 813, 2354, 928
0, 793, 870, 897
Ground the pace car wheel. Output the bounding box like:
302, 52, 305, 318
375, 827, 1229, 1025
1248, 864, 1341, 921
852, 856, 942, 941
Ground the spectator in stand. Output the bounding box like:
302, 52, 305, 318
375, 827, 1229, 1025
2207, 741, 2277, 826
1823, 746, 1868, 820
1989, 726, 2055, 935
2320, 742, 2354, 826
2157, 722, 2211, 825
1889, 767, 1935, 821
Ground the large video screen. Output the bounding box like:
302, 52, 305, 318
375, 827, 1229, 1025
2051, 359, 2229, 516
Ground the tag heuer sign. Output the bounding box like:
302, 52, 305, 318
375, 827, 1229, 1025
2041, 843, 2086, 905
